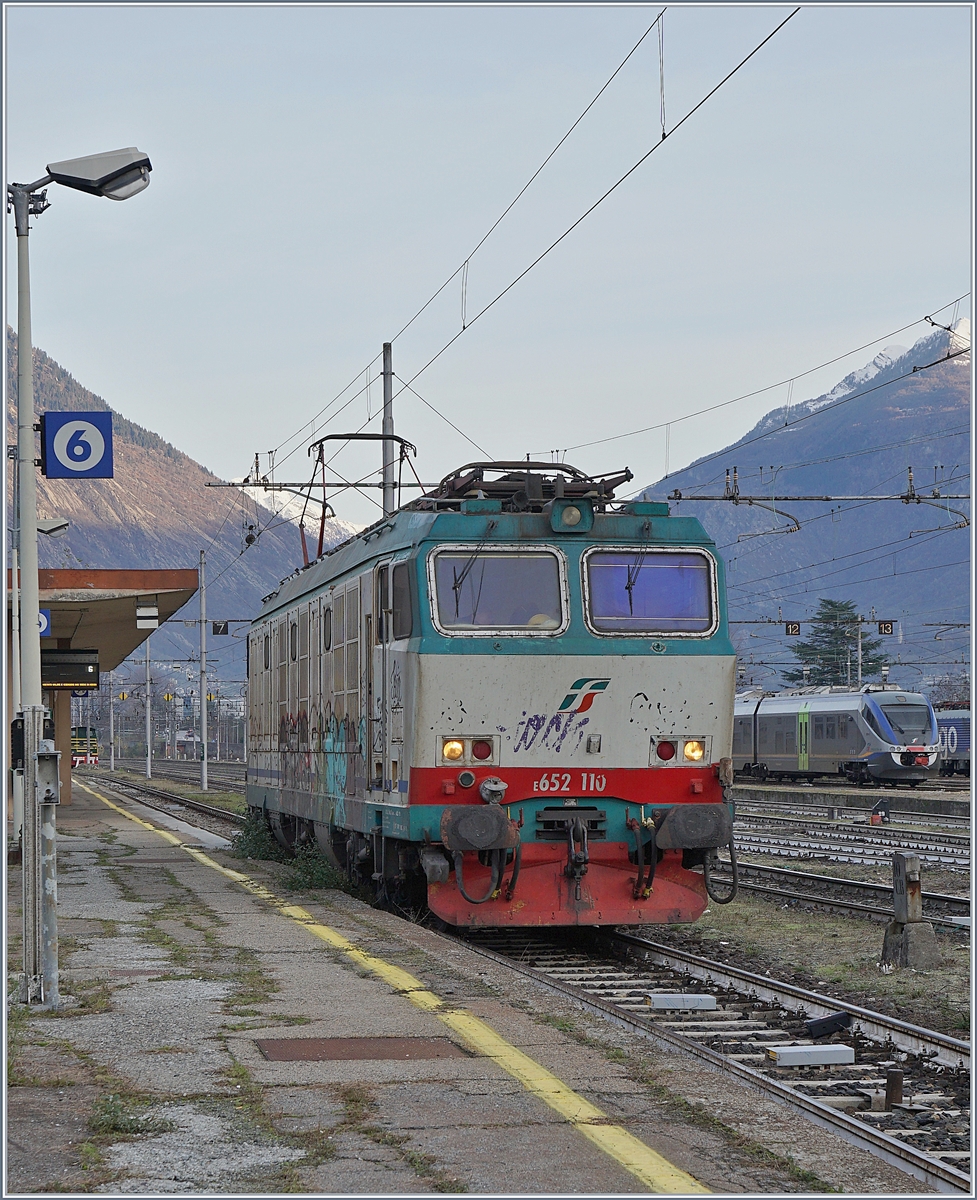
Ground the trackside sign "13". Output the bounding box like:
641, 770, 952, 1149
41, 411, 114, 479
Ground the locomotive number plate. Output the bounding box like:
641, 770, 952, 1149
533, 772, 607, 793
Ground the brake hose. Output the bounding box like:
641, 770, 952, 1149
452, 848, 502, 904
627, 818, 655, 899
504, 843, 522, 901
703, 838, 739, 905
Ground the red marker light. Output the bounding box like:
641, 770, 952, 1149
471, 740, 493, 761
656, 741, 675, 761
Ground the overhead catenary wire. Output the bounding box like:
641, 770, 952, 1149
612, 343, 971, 507
548, 292, 969, 457
391, 8, 801, 408
266, 10, 667, 472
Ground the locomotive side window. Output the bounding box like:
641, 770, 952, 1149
263, 635, 270, 670
392, 562, 412, 639
430, 548, 565, 634
583, 548, 715, 635
375, 566, 389, 643
322, 607, 332, 651
289, 622, 298, 662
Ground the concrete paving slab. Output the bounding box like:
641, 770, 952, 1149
368, 1080, 569, 1128
96, 1102, 305, 1190
406, 1117, 649, 1193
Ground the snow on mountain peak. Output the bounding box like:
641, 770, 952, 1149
949, 315, 971, 359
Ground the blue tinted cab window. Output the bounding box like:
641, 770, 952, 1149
586, 550, 713, 634
432, 550, 563, 632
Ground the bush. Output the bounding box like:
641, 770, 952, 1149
231, 811, 290, 862
282, 842, 355, 893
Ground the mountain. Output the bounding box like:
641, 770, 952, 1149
639, 321, 971, 689
6, 330, 356, 691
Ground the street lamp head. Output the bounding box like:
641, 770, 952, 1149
37, 517, 69, 538
45, 147, 152, 201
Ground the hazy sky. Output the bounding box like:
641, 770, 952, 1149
4, 3, 972, 525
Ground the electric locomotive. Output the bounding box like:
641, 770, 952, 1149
732, 686, 940, 785
247, 461, 738, 927
935, 703, 971, 777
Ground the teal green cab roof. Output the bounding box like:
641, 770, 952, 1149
254, 505, 733, 657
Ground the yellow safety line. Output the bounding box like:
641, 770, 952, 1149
76, 780, 709, 1194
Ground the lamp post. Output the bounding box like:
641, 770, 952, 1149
7, 147, 152, 1006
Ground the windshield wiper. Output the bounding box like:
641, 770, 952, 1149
624, 524, 652, 615
451, 526, 496, 619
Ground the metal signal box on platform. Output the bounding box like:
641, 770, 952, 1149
35, 750, 61, 805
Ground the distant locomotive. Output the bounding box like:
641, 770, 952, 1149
70, 726, 98, 767
732, 687, 940, 786
935, 703, 971, 777
247, 460, 738, 928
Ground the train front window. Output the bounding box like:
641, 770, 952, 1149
431, 549, 564, 632
880, 704, 933, 744
585, 550, 714, 634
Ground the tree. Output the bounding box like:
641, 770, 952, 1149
783, 598, 886, 686
928, 671, 970, 706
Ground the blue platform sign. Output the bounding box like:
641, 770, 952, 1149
41, 411, 114, 479
38, 609, 52, 637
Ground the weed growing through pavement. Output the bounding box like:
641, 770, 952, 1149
334, 1084, 467, 1192
231, 812, 290, 862
89, 1093, 175, 1136
281, 843, 352, 892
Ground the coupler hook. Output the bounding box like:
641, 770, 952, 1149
565, 817, 589, 901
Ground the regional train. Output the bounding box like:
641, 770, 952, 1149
935, 703, 971, 777
732, 687, 940, 786
247, 460, 738, 928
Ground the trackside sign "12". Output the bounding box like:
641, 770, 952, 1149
41, 411, 114, 479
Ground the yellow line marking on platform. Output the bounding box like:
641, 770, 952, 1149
77, 780, 709, 1194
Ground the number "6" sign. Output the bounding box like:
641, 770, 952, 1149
41, 411, 114, 479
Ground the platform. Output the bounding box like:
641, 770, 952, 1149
5, 779, 936, 1194
731, 783, 970, 819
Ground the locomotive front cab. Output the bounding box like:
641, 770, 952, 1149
402, 484, 737, 928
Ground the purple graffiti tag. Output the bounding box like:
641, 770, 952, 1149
513, 713, 547, 753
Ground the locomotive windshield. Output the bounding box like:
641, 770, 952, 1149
879, 704, 934, 744
432, 549, 564, 632
585, 549, 714, 634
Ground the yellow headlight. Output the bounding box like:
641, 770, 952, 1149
442, 739, 465, 762
683, 740, 705, 762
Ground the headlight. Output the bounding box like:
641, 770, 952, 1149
683, 740, 705, 762
442, 739, 465, 762
561, 505, 581, 527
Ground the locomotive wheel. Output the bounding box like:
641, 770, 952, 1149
269, 811, 299, 852
313, 821, 345, 871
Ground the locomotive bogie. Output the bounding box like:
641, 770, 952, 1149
247, 475, 737, 927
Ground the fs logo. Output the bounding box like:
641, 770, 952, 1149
558, 678, 610, 713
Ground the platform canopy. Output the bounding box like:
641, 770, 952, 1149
8, 568, 198, 671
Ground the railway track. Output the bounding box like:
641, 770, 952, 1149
112, 759, 246, 794
712, 862, 970, 929
77, 771, 246, 831
735, 798, 971, 830
732, 819, 971, 871
735, 777, 972, 795
455, 926, 971, 1192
